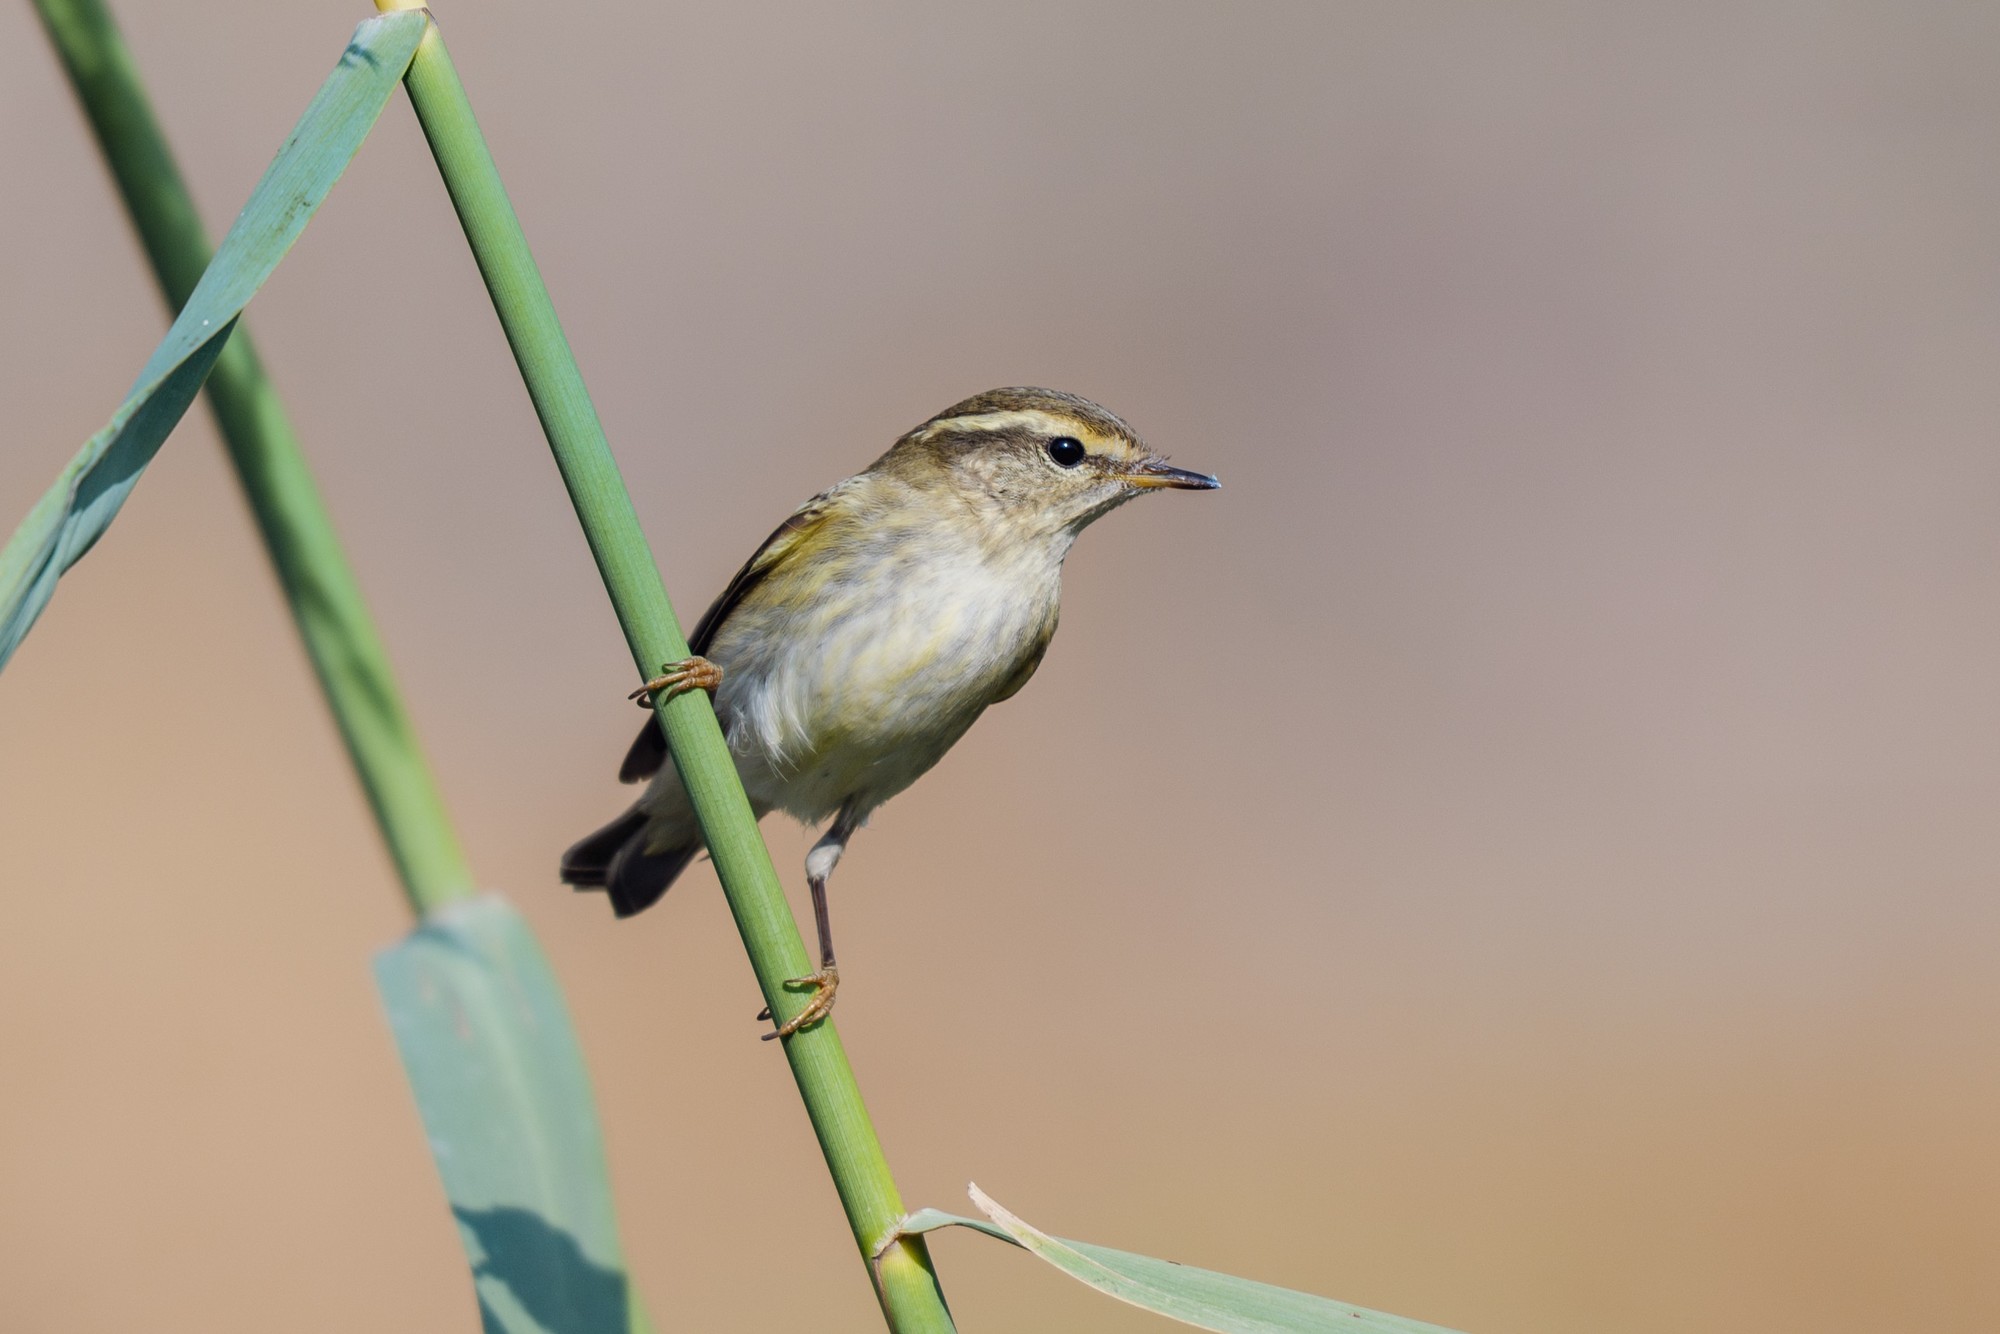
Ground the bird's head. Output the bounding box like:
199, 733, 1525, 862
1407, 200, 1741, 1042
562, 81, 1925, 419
879, 387, 1218, 543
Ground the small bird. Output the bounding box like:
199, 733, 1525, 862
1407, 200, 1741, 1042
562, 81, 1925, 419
561, 388, 1217, 1038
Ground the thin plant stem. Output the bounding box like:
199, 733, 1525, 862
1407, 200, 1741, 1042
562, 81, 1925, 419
30, 0, 475, 916
378, 5, 954, 1326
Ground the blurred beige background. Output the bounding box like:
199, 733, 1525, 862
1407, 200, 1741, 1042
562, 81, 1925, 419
5, 1, 2000, 1330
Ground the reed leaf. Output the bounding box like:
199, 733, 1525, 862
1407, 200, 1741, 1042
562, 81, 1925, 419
31, 0, 470, 911
376, 897, 651, 1334
33, 8, 653, 1329
0, 9, 424, 672
890, 1187, 1463, 1334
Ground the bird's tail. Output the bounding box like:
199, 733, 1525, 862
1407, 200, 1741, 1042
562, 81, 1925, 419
560, 805, 698, 918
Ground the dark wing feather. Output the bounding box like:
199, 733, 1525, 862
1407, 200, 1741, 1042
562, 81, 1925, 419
617, 495, 835, 784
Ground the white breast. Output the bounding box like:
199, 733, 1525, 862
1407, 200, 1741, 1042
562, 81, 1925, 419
713, 532, 1061, 825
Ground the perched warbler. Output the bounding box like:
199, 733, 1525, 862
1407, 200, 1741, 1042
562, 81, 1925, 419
561, 387, 1217, 1038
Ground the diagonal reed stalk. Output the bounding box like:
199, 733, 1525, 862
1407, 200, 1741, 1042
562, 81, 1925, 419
33, 10, 658, 1329
30, 0, 472, 917
376, 4, 955, 1327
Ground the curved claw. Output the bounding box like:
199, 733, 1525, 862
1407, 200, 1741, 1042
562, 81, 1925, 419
631, 655, 723, 708
760, 966, 839, 1041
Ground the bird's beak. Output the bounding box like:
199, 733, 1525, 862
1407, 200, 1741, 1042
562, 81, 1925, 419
1123, 457, 1221, 490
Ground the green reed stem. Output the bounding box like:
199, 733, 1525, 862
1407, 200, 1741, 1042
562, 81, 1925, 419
383, 9, 954, 1328
32, 0, 475, 917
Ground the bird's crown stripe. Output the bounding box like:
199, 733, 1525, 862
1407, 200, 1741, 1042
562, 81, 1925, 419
912, 409, 1068, 441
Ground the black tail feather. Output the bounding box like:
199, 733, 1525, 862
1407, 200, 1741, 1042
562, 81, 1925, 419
604, 838, 698, 918
560, 807, 697, 917
559, 806, 645, 887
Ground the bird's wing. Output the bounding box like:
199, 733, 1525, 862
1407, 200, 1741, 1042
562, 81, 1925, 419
617, 492, 837, 784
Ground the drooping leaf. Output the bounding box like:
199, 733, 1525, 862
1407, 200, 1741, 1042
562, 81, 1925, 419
0, 9, 426, 672
891, 1187, 1463, 1334
374, 895, 650, 1334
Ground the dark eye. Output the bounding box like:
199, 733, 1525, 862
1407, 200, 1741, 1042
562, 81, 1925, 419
1046, 436, 1086, 468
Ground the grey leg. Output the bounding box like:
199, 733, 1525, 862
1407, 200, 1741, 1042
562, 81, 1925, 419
761, 806, 859, 1040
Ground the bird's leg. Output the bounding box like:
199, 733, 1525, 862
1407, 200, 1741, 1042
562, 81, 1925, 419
629, 655, 723, 707
760, 810, 856, 1040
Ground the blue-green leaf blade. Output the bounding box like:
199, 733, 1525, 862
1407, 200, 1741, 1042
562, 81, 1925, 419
0, 9, 425, 671
895, 1189, 1464, 1334
374, 896, 647, 1334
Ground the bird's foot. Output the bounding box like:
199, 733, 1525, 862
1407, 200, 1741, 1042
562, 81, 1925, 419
757, 966, 840, 1040
630, 655, 723, 707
